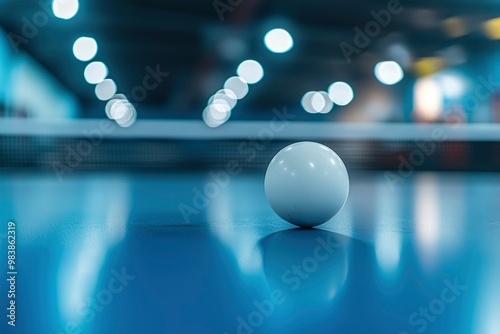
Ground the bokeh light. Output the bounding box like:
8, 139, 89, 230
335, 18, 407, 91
437, 73, 467, 99
328, 82, 354, 106
114, 101, 137, 127
302, 91, 332, 114
237, 60, 264, 84
110, 99, 129, 120
442, 16, 467, 38
317, 91, 333, 114
52, 0, 79, 20
117, 110, 137, 127
203, 103, 231, 127
301, 91, 317, 114
73, 37, 98, 62
413, 77, 443, 122
105, 95, 137, 127
224, 76, 248, 99
483, 18, 500, 40
208, 89, 237, 110
264, 28, 294, 53
95, 79, 117, 101
105, 95, 127, 119
413, 57, 444, 77
311, 92, 326, 112
374, 61, 404, 85
84, 61, 108, 84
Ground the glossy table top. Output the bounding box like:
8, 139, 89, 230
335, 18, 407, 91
0, 171, 499, 334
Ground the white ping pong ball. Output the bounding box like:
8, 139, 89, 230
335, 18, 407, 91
264, 142, 349, 227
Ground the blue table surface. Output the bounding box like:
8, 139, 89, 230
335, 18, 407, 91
0, 171, 499, 334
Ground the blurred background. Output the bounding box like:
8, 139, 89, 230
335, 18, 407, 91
3, 0, 500, 124
2, 0, 500, 172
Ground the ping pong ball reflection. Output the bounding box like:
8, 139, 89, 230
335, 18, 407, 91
265, 142, 349, 227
